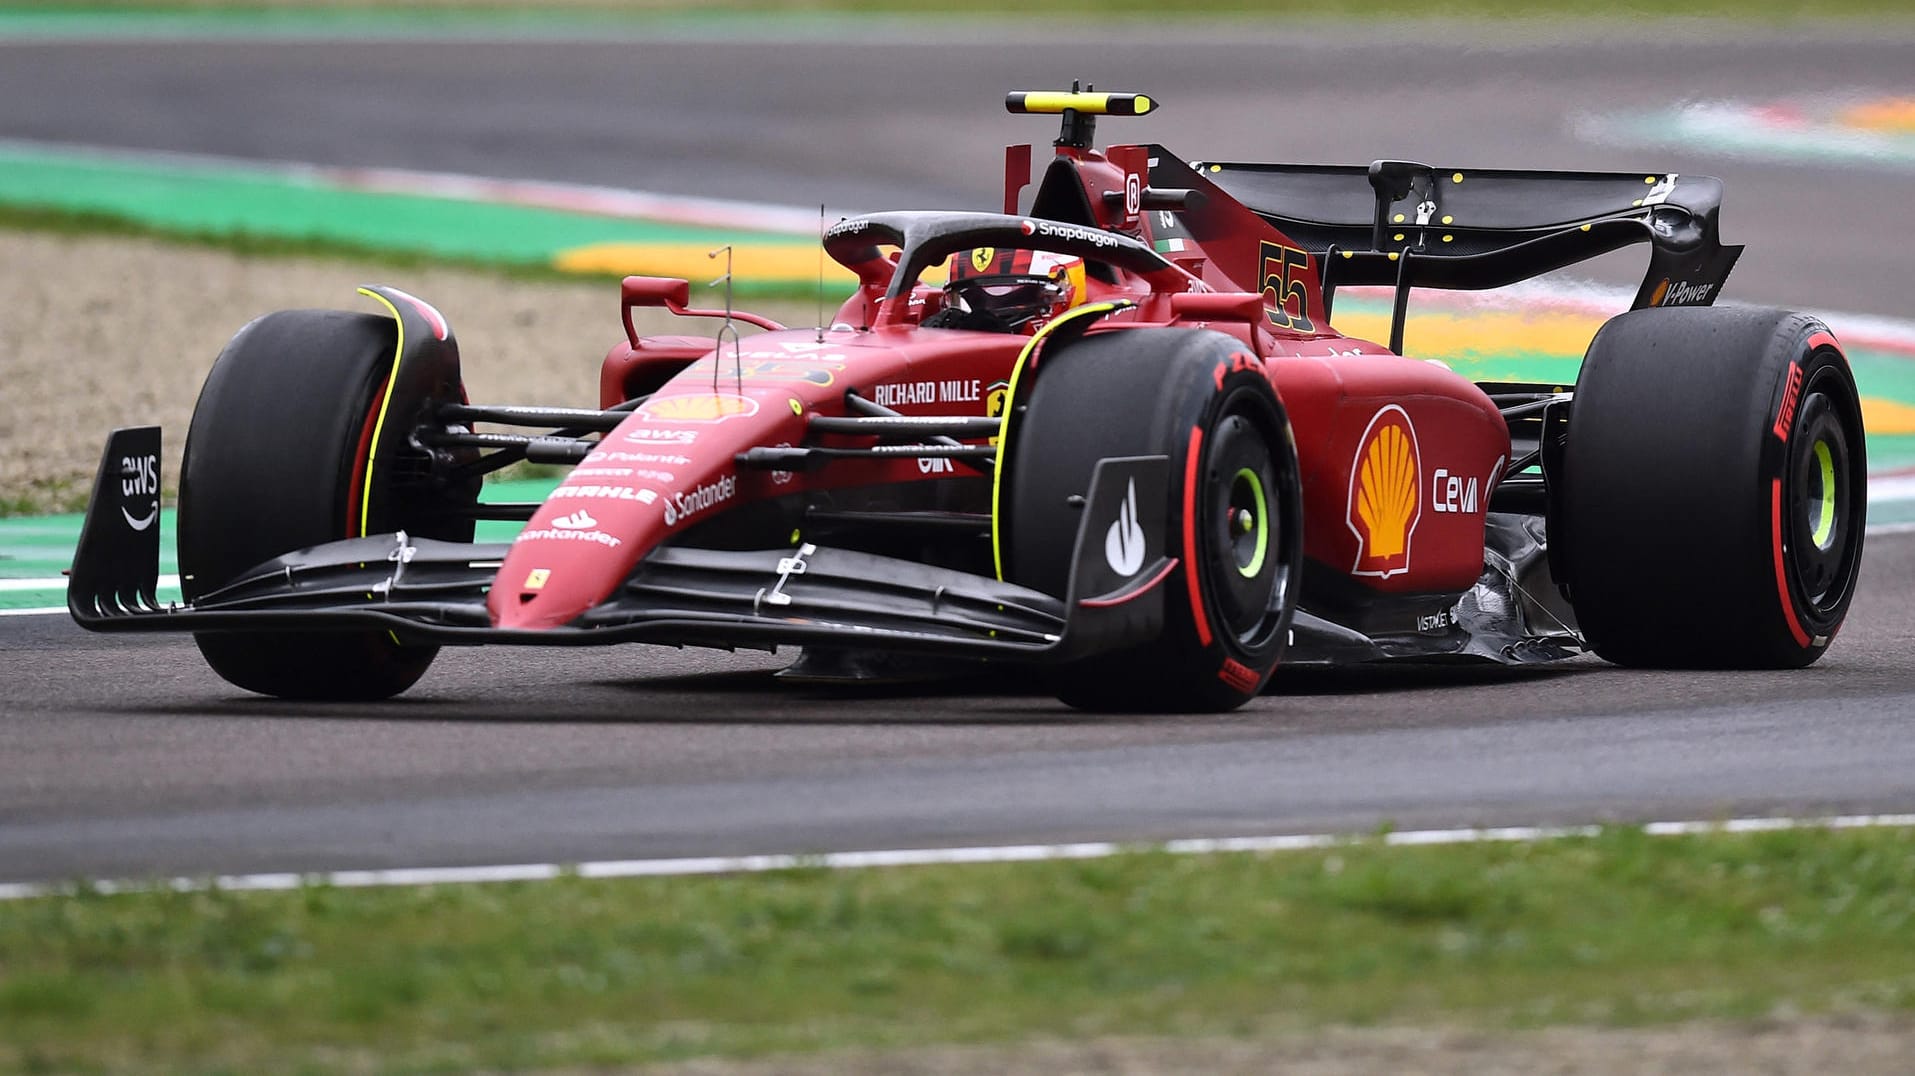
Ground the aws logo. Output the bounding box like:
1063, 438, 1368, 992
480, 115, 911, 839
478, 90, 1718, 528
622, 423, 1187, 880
120, 453, 160, 531
1346, 405, 1421, 578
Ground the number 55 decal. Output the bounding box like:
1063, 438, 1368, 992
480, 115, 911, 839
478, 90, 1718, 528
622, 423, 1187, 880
1259, 240, 1317, 334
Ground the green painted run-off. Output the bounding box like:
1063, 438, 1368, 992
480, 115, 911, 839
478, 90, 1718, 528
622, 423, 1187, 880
0, 144, 806, 273
0, 480, 552, 609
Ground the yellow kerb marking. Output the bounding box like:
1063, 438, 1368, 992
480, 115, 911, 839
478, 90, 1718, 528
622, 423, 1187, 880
1863, 396, 1915, 435
555, 242, 862, 284
1840, 97, 1915, 132
1334, 305, 1606, 362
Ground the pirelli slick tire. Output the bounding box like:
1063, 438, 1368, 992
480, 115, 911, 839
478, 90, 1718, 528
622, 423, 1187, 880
1005, 328, 1302, 712
1558, 306, 1865, 668
179, 309, 475, 699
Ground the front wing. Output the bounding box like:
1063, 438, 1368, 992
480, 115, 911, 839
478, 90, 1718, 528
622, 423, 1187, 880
68, 427, 1177, 663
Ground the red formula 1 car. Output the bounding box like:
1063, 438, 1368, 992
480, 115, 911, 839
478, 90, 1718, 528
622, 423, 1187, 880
69, 90, 1867, 711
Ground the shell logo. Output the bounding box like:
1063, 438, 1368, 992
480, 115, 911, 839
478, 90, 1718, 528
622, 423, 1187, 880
1346, 405, 1421, 578
638, 393, 759, 423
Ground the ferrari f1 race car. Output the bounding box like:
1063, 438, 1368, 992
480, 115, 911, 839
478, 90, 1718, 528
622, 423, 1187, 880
69, 89, 1867, 712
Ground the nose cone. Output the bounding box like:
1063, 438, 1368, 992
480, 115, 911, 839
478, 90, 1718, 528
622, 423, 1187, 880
485, 386, 795, 631
488, 499, 654, 630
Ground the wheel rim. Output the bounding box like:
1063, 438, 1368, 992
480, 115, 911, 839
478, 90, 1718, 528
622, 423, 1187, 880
1204, 407, 1285, 642
1229, 467, 1270, 579
1785, 366, 1865, 619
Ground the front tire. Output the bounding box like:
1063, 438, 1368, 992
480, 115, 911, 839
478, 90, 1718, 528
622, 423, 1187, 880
1557, 306, 1865, 668
1004, 329, 1302, 711
179, 309, 474, 699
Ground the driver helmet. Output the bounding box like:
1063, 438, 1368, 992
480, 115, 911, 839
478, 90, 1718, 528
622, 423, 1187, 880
941, 247, 1087, 334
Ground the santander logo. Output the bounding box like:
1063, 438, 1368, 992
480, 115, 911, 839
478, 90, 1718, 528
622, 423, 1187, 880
551, 510, 597, 530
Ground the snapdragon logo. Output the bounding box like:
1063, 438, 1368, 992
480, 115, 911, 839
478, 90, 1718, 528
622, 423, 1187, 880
662, 474, 736, 527
1021, 219, 1125, 249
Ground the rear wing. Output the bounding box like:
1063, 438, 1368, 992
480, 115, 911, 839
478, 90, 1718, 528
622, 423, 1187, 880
1153, 152, 1741, 349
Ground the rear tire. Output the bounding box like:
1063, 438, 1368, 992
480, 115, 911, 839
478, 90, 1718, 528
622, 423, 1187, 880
1558, 306, 1865, 668
179, 309, 475, 699
1004, 329, 1302, 711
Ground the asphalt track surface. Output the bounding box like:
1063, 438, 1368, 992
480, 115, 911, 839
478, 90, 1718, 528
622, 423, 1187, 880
4, 23, 1914, 883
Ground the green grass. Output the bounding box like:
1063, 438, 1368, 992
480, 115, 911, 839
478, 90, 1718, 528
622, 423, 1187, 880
6, 826, 1915, 1072
0, 476, 90, 518
28, 0, 1915, 19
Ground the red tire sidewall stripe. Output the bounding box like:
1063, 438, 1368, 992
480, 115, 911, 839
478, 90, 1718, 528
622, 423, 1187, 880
1770, 476, 1812, 648
1183, 425, 1213, 647
1768, 328, 1844, 651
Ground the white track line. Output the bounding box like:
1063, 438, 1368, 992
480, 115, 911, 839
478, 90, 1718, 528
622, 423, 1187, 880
4, 813, 1912, 902
0, 574, 177, 617
0, 574, 178, 593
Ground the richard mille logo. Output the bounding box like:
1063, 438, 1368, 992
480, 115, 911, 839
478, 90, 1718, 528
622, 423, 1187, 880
1104, 480, 1146, 577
